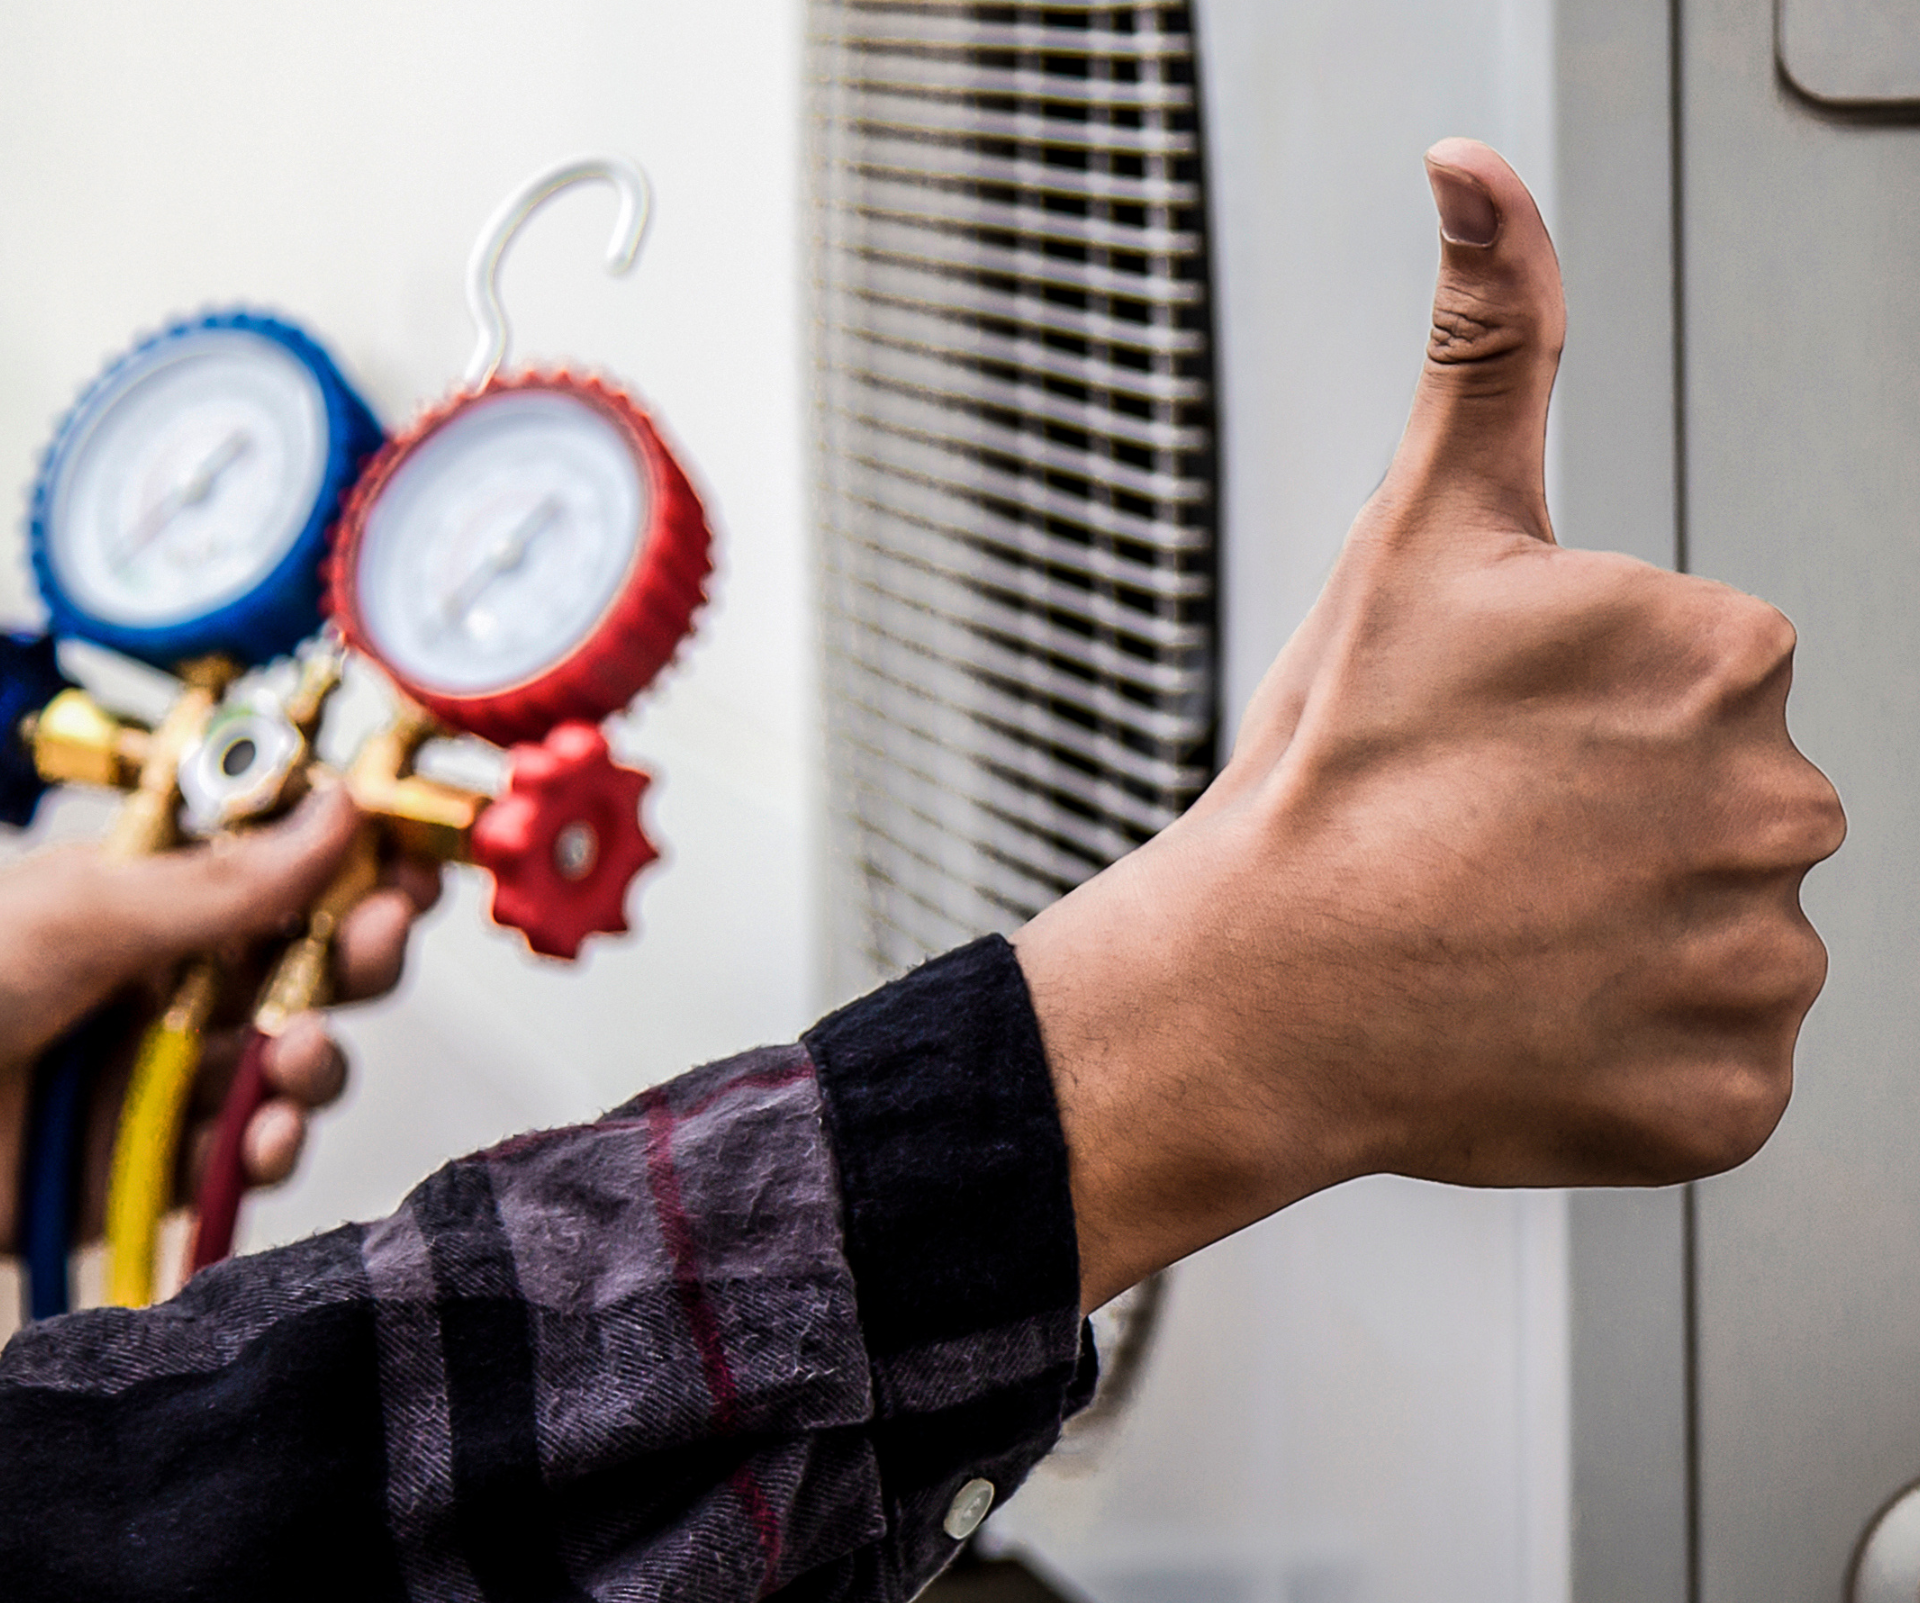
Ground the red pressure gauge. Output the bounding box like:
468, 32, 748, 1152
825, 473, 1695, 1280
326, 369, 711, 747
324, 155, 713, 954
191, 156, 716, 1281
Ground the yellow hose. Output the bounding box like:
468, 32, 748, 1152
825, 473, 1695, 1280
90, 658, 238, 1307
104, 963, 218, 1308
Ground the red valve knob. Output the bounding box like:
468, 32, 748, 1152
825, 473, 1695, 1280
470, 721, 659, 960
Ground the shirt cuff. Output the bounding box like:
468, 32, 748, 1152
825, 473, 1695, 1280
803, 935, 1094, 1595
803, 933, 1081, 1364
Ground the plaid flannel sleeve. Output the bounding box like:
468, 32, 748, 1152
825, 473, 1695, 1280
0, 935, 1094, 1602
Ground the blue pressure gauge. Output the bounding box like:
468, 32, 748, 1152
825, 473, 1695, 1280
28, 312, 381, 668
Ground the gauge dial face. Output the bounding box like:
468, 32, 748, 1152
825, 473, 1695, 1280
45, 330, 329, 629
351, 390, 648, 696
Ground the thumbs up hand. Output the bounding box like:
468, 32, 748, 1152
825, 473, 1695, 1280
1015, 140, 1847, 1314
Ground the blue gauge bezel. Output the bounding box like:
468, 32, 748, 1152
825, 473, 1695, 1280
0, 632, 73, 828
26, 310, 382, 670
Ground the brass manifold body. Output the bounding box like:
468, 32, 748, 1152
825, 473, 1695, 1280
23, 676, 486, 867
18, 660, 494, 1308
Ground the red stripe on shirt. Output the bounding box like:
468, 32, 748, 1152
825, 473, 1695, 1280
641, 1090, 783, 1590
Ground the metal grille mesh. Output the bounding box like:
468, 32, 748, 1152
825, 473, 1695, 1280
810, 0, 1218, 993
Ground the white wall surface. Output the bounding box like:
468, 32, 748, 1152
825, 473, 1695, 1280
0, 1, 814, 1252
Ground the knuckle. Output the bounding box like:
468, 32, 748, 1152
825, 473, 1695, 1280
1725, 756, 1847, 871
1786, 765, 1848, 864
1772, 919, 1831, 1009
1797, 924, 1833, 1007
1737, 765, 1848, 870
1683, 1058, 1792, 1175
1736, 595, 1797, 660
1708, 594, 1797, 699
1689, 916, 1828, 1013
1743, 601, 1797, 679
1644, 590, 1799, 748
1762, 603, 1798, 661
1427, 281, 1530, 371
1815, 778, 1848, 859
1739, 929, 1802, 1003
1648, 915, 1824, 1177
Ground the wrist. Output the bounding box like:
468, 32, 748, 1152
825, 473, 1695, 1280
1013, 801, 1374, 1313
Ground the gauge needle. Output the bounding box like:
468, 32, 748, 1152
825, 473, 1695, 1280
116, 431, 253, 570
442, 496, 564, 627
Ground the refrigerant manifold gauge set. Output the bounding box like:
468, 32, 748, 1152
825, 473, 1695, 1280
0, 154, 713, 1321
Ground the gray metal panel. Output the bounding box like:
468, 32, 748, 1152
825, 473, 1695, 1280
1553, 2, 1695, 1598
1568, 1189, 1693, 1603
1553, 0, 1684, 574
1778, 0, 1920, 108
1681, 0, 1920, 1596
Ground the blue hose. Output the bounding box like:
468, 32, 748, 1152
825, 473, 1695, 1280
21, 1009, 124, 1322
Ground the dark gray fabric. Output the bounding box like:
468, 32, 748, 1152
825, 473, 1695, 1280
0, 966, 1090, 1601
803, 938, 1078, 1362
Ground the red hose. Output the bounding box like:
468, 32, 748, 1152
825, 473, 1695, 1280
189, 1028, 270, 1273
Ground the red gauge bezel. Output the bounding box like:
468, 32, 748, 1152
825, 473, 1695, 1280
325, 370, 713, 747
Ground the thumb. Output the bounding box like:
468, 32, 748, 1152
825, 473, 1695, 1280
82, 781, 362, 979
1380, 138, 1566, 542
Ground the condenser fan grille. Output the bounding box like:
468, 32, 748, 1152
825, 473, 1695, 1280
811, 0, 1219, 991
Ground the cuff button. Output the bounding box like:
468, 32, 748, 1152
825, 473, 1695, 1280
943, 1477, 996, 1541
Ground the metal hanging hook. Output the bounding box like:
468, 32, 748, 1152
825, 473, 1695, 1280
464, 153, 653, 390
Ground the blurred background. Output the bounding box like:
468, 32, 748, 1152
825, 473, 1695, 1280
0, 1, 818, 1221
5, 2, 1920, 1601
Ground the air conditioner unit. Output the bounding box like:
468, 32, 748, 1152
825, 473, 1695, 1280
809, 1, 1220, 994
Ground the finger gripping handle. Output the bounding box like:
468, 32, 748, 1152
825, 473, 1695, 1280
470, 722, 658, 960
